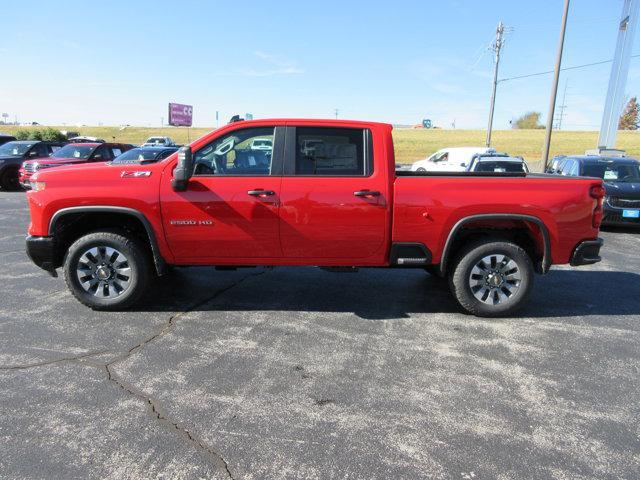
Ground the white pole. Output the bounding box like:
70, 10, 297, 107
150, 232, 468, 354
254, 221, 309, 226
598, 0, 640, 150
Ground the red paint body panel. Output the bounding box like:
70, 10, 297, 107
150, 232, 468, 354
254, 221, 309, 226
391, 175, 601, 265
26, 118, 601, 270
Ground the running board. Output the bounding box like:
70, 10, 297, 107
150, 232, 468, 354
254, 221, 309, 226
396, 257, 428, 266
390, 242, 432, 267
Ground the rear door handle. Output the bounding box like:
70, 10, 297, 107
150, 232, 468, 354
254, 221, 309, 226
247, 189, 275, 197
353, 190, 381, 197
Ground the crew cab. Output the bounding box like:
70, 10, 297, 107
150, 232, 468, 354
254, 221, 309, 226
24, 119, 605, 317
20, 142, 134, 188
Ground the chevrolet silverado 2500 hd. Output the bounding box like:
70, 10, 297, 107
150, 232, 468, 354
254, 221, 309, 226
25, 119, 604, 316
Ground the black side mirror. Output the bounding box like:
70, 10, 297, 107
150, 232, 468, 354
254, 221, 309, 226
172, 146, 193, 191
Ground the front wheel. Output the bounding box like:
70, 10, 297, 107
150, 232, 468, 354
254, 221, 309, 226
449, 240, 534, 317
63, 230, 151, 310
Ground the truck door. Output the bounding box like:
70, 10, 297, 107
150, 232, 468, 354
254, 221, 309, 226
278, 125, 389, 263
160, 126, 284, 261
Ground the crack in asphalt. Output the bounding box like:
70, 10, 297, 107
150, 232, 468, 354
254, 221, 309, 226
0, 350, 108, 370
105, 365, 235, 478
103, 268, 268, 479
1, 267, 268, 477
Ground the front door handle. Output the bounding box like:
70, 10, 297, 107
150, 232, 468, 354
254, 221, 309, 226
247, 189, 275, 197
353, 190, 381, 197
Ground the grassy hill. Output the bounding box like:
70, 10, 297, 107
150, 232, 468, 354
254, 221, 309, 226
3, 125, 639, 170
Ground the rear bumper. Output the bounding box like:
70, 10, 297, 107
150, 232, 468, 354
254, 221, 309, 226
570, 238, 603, 266
26, 235, 57, 275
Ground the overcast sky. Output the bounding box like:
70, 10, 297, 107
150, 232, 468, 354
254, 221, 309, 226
1, 0, 638, 129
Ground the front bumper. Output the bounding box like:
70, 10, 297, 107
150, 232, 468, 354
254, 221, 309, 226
26, 235, 57, 276
570, 238, 603, 266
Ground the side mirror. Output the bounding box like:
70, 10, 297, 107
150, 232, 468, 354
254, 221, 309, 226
172, 146, 193, 192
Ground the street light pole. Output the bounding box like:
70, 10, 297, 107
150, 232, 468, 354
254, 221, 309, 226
541, 0, 571, 172
486, 21, 505, 148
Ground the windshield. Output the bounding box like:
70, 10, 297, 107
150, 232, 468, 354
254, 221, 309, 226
475, 161, 527, 173
112, 148, 161, 163
582, 162, 640, 182
0, 141, 35, 156
50, 144, 95, 159
145, 138, 164, 144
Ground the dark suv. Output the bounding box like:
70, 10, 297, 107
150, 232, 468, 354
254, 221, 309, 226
552, 155, 640, 226
0, 140, 66, 190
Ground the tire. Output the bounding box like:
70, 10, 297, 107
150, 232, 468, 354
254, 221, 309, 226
448, 239, 534, 317
417, 167, 426, 172
63, 230, 151, 310
0, 168, 20, 191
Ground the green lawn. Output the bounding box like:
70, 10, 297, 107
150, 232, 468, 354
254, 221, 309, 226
3, 125, 639, 170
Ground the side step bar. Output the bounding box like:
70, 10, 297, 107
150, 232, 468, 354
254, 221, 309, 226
390, 242, 432, 267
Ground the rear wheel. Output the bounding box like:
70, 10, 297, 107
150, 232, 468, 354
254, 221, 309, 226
449, 239, 534, 317
0, 168, 20, 191
63, 230, 151, 310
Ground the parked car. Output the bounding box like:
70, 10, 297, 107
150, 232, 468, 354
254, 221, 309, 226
0, 140, 66, 190
552, 155, 640, 226
411, 147, 494, 172
111, 146, 178, 164
24, 119, 604, 317
142, 136, 175, 147
0, 134, 17, 147
467, 153, 529, 173
547, 155, 567, 174
68, 136, 106, 143
20, 142, 134, 188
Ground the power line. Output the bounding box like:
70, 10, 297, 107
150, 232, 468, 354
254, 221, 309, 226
499, 54, 640, 83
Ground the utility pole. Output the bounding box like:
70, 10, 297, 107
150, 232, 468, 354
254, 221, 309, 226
486, 21, 505, 148
334, 108, 339, 119
542, 0, 570, 171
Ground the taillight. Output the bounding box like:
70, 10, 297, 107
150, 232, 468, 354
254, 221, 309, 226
590, 183, 605, 228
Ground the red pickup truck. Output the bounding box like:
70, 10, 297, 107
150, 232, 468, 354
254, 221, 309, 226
25, 119, 604, 317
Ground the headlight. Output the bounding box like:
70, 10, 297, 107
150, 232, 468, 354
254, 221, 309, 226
30, 181, 46, 191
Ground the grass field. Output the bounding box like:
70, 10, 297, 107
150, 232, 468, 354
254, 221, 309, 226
3, 125, 639, 170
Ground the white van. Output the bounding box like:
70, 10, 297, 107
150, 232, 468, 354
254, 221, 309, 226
411, 147, 493, 172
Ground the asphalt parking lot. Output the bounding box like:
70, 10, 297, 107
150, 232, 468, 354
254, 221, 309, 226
1, 191, 639, 479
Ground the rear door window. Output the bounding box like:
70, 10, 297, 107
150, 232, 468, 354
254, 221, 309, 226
293, 127, 368, 176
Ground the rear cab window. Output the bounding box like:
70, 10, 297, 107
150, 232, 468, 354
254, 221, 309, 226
289, 127, 372, 176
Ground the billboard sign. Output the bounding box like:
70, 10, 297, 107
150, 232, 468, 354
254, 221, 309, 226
168, 103, 193, 127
